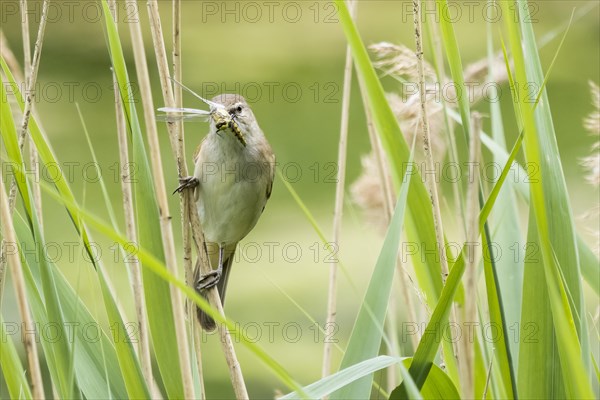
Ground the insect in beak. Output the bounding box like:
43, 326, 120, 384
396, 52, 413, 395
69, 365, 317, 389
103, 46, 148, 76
211, 107, 231, 132
166, 78, 247, 147
228, 117, 247, 147
209, 107, 246, 147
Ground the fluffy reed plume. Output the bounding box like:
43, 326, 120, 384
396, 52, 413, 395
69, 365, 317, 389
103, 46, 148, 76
371, 41, 437, 82
350, 151, 393, 234
351, 42, 507, 231
371, 42, 446, 159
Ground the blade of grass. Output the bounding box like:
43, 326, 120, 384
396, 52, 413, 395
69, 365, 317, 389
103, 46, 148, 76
459, 113, 482, 400
96, 269, 151, 399
434, 1, 519, 395
331, 139, 415, 399
485, 9, 523, 382
501, 1, 593, 397
0, 315, 33, 400
447, 110, 599, 296
283, 356, 404, 400
283, 356, 427, 400
390, 359, 460, 399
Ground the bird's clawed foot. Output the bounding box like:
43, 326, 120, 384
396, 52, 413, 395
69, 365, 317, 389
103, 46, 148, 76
174, 176, 199, 194
195, 269, 222, 292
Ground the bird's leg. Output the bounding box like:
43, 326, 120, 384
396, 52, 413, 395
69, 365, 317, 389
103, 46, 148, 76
196, 244, 224, 291
173, 176, 199, 194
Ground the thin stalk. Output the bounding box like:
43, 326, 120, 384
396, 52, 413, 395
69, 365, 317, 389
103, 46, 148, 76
148, 0, 248, 399
424, 0, 466, 238
115, 69, 154, 390
172, 0, 205, 397
106, 0, 153, 388
412, 0, 449, 290
126, 1, 195, 398
460, 112, 482, 399
146, 1, 247, 397
0, 172, 45, 399
20, 0, 43, 230
322, 0, 356, 380
483, 352, 495, 400
412, 0, 459, 376
172, 0, 191, 297
0, 0, 49, 310
19, 0, 31, 81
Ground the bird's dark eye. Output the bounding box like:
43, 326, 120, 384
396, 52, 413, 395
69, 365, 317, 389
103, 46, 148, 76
236, 106, 243, 113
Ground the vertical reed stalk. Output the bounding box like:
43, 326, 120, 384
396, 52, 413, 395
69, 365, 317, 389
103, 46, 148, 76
20, 0, 43, 230
115, 89, 154, 388
114, 55, 155, 392
461, 112, 482, 399
322, 0, 356, 380
424, 0, 466, 238
125, 1, 195, 398
0, 0, 49, 308
0, 173, 45, 399
412, 0, 448, 289
145, 1, 248, 397
171, 0, 192, 298
171, 1, 206, 397
105, 1, 153, 389
412, 0, 460, 373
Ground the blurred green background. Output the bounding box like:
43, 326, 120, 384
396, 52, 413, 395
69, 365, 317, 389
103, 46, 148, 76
1, 0, 598, 398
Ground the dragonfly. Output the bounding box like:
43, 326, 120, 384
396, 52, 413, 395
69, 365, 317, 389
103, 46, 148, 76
157, 78, 221, 123
157, 78, 246, 146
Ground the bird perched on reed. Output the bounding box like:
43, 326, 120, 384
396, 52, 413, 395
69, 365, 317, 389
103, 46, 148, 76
162, 89, 275, 331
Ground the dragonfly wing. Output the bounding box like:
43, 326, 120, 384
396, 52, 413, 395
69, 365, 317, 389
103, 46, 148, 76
157, 107, 211, 115
156, 114, 210, 123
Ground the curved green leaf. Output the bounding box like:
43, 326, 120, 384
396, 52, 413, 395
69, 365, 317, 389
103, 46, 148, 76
389, 359, 460, 400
